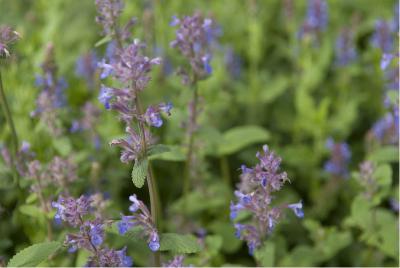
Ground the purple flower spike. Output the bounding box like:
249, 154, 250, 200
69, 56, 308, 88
324, 138, 351, 178
145, 106, 163, 128
99, 85, 113, 109
231, 145, 302, 254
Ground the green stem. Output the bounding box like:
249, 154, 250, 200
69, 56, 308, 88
134, 95, 161, 267
183, 81, 198, 215
0, 69, 20, 188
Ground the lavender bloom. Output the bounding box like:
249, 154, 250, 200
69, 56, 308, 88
371, 20, 394, 53
298, 0, 328, 40
335, 28, 357, 66
75, 51, 98, 89
99, 85, 114, 109
71, 102, 102, 148
324, 138, 351, 178
31, 44, 67, 136
357, 161, 378, 200
0, 25, 19, 57
118, 194, 160, 252
163, 255, 187, 267
369, 108, 399, 145
170, 13, 218, 81
1, 141, 35, 177
52, 195, 91, 227
231, 145, 303, 254
95, 0, 124, 36
224, 47, 242, 79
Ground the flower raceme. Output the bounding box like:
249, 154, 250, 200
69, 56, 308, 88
52, 195, 133, 267
170, 12, 218, 82
324, 138, 351, 178
117, 194, 160, 252
230, 145, 304, 255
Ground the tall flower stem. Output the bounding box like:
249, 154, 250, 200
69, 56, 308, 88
133, 94, 161, 267
183, 80, 198, 214
0, 69, 20, 188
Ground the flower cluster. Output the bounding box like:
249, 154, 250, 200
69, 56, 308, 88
31, 43, 67, 136
324, 138, 351, 178
357, 161, 378, 200
368, 107, 399, 146
27, 156, 77, 194
75, 51, 99, 89
170, 12, 218, 83
298, 0, 328, 40
95, 0, 124, 37
0, 25, 20, 57
163, 255, 187, 267
335, 28, 357, 66
371, 20, 394, 53
70, 102, 102, 149
118, 194, 160, 252
230, 145, 303, 255
1, 141, 35, 177
96, 1, 171, 163
52, 195, 132, 267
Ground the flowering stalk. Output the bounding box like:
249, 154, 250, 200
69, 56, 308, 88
170, 13, 217, 213
0, 26, 20, 188
230, 145, 304, 255
95, 1, 171, 265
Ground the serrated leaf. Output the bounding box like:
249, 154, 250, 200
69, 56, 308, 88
7, 241, 62, 267
147, 144, 171, 156
131, 158, 148, 188
159, 233, 201, 254
95, 35, 112, 47
215, 125, 270, 156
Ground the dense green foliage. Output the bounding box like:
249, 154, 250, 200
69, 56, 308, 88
0, 0, 398, 267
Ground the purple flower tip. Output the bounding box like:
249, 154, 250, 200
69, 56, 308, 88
288, 201, 304, 218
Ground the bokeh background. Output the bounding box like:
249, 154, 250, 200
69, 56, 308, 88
0, 0, 398, 267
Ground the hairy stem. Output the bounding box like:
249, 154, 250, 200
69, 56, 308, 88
183, 81, 198, 215
134, 95, 161, 267
0, 69, 20, 188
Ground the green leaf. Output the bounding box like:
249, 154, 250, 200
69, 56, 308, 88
215, 125, 270, 156
19, 205, 43, 218
205, 235, 223, 257
368, 146, 399, 163
147, 144, 171, 156
254, 241, 275, 267
52, 137, 72, 156
159, 233, 202, 254
95, 35, 112, 47
131, 158, 148, 188
148, 145, 186, 162
7, 241, 62, 267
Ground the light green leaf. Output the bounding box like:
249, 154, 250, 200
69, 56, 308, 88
19, 205, 43, 218
52, 137, 72, 156
215, 125, 270, 156
159, 233, 202, 254
148, 145, 185, 162
95, 35, 112, 47
131, 159, 148, 188
255, 241, 275, 267
7, 241, 62, 267
368, 146, 399, 163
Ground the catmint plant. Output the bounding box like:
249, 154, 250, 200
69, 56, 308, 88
230, 145, 304, 255
163, 255, 188, 267
52, 195, 133, 267
31, 43, 67, 137
367, 106, 399, 146
170, 12, 218, 211
95, 0, 170, 265
324, 138, 351, 179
